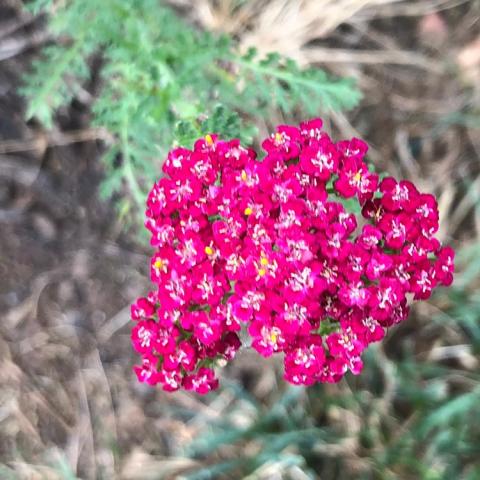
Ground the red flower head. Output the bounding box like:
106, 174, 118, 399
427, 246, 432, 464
131, 123, 455, 393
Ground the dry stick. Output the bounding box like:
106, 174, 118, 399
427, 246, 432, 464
0, 30, 50, 61
395, 129, 422, 179
0, 13, 35, 40
76, 368, 97, 480
369, 0, 472, 17
97, 305, 131, 344
4, 271, 59, 329
0, 127, 113, 155
304, 48, 443, 73
85, 349, 117, 478
449, 174, 480, 234
90, 348, 119, 444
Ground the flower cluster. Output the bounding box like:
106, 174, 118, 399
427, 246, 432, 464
131, 119, 454, 393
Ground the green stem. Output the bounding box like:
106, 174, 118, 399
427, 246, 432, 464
121, 116, 145, 210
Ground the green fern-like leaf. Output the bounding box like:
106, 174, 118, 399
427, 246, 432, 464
235, 48, 362, 115
21, 0, 362, 229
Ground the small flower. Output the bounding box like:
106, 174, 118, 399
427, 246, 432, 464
249, 321, 285, 357
366, 251, 393, 281
300, 118, 324, 141
410, 261, 437, 300
159, 269, 192, 309
163, 341, 197, 372
378, 213, 413, 250
158, 368, 183, 392
277, 301, 312, 336
262, 125, 301, 159
131, 296, 156, 321
326, 328, 364, 359
133, 354, 161, 386
183, 367, 219, 395
356, 224, 382, 250
131, 320, 158, 354
162, 147, 193, 179
339, 281, 370, 307
300, 137, 339, 180
380, 177, 419, 212
336, 137, 368, 160
335, 157, 378, 202
191, 311, 222, 346
370, 278, 405, 319
435, 246, 455, 286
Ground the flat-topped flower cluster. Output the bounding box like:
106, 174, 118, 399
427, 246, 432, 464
131, 119, 454, 394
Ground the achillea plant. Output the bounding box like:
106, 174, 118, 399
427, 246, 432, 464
131, 119, 455, 394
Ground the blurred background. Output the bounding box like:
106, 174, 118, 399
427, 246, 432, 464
1, 0, 479, 479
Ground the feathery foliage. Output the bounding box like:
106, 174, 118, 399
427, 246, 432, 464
22, 0, 361, 223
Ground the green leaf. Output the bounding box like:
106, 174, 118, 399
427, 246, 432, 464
21, 0, 362, 232
419, 387, 480, 437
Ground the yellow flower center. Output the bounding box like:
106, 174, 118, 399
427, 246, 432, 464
244, 207, 253, 216
205, 134, 214, 145
204, 246, 214, 255
354, 171, 362, 182
241, 170, 248, 181
258, 268, 267, 277
260, 256, 269, 266
270, 331, 278, 342
153, 258, 164, 270
274, 132, 283, 143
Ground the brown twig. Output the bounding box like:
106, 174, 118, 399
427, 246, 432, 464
0, 127, 113, 155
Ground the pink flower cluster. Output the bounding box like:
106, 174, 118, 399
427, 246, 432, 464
131, 119, 454, 393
